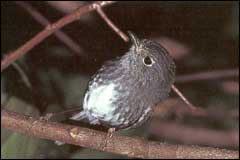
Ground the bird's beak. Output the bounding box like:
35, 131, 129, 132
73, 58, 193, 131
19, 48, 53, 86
128, 31, 141, 49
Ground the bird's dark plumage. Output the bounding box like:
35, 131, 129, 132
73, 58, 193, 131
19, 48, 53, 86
70, 32, 175, 130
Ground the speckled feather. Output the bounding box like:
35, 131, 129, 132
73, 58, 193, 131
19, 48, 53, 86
70, 32, 175, 130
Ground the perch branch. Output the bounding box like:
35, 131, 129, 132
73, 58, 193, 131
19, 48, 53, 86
15, 1, 84, 56
1, 1, 115, 72
176, 69, 239, 83
1, 108, 238, 159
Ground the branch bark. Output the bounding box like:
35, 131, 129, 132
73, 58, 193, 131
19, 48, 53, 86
1, 109, 239, 159
95, 4, 129, 42
1, 1, 115, 72
15, 1, 84, 56
176, 69, 239, 83
150, 121, 239, 148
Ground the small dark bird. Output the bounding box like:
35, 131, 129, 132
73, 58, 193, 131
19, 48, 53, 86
70, 32, 175, 130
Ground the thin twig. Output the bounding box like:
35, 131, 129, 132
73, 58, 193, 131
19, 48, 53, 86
15, 1, 84, 56
153, 98, 239, 121
176, 69, 239, 83
1, 1, 115, 72
171, 85, 199, 111
1, 108, 238, 159
12, 62, 32, 89
95, 3, 129, 42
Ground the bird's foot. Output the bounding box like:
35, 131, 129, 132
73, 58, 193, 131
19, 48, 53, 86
102, 128, 116, 151
39, 113, 53, 121
107, 127, 116, 138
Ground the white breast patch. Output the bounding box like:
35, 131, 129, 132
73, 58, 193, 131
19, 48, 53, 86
84, 83, 117, 119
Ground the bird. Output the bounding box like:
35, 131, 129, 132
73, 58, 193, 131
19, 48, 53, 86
70, 31, 176, 131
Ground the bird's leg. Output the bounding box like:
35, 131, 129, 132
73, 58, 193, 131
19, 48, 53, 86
39, 113, 54, 121
102, 128, 116, 151
107, 127, 116, 138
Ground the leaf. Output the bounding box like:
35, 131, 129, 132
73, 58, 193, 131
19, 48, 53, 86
70, 148, 127, 159
1, 132, 40, 159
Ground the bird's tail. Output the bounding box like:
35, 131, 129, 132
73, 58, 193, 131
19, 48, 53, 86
72, 111, 101, 125
69, 111, 87, 121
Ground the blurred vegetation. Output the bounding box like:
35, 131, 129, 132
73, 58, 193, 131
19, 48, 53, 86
1, 1, 239, 159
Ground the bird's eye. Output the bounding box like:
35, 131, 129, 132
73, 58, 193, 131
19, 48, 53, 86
143, 56, 153, 66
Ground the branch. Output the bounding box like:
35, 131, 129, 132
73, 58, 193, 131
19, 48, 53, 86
1, 109, 238, 159
153, 98, 239, 120
46, 1, 84, 14
95, 4, 129, 42
1, 1, 115, 72
171, 84, 199, 111
12, 62, 32, 89
176, 69, 239, 83
150, 121, 239, 148
15, 1, 84, 56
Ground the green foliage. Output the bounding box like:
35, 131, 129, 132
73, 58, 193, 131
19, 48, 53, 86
1, 97, 40, 159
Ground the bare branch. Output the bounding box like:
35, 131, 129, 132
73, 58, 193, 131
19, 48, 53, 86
15, 1, 84, 56
172, 69, 239, 110
176, 69, 239, 83
46, 1, 84, 14
1, 1, 115, 72
95, 4, 129, 42
171, 84, 201, 111
1, 108, 238, 159
150, 121, 239, 148
153, 98, 239, 120
12, 62, 32, 89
